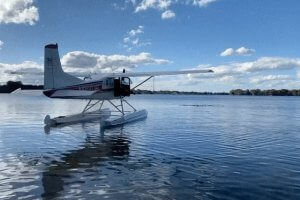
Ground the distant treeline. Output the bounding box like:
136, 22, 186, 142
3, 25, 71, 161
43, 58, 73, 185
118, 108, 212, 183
0, 81, 43, 93
133, 89, 229, 95
230, 89, 300, 96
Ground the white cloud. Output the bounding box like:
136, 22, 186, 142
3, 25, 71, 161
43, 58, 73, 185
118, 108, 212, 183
112, 0, 137, 10
129, 25, 144, 37
62, 52, 99, 69
0, 61, 43, 84
1, 61, 42, 75
135, 0, 172, 12
220, 47, 255, 57
184, 56, 300, 90
0, 0, 39, 25
61, 51, 170, 73
236, 57, 300, 72
123, 37, 130, 43
131, 38, 139, 45
220, 48, 235, 57
123, 26, 151, 51
193, 57, 300, 79
235, 47, 255, 56
0, 40, 3, 49
250, 75, 291, 84
133, 0, 216, 20
161, 10, 175, 19
192, 0, 217, 7
134, 0, 217, 12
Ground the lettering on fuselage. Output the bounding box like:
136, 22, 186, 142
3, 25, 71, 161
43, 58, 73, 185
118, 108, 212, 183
67, 81, 103, 91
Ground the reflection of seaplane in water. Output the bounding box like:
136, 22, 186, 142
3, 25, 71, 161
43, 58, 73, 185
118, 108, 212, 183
43, 44, 213, 127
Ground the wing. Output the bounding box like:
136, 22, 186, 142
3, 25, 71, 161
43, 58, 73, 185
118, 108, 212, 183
102, 69, 213, 78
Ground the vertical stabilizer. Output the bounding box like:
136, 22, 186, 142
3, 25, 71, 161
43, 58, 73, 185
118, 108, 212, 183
44, 44, 82, 89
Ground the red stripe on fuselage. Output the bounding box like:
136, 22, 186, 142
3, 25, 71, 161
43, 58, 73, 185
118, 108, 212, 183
65, 81, 103, 91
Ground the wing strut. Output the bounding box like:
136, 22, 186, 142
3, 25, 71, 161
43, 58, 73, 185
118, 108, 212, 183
131, 76, 154, 90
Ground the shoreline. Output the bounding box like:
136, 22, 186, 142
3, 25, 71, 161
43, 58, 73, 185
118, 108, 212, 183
1, 81, 300, 96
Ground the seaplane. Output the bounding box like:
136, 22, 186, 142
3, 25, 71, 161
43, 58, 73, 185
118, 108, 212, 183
43, 44, 213, 127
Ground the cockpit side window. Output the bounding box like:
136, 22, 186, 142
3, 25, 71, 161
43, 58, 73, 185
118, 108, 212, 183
121, 77, 130, 85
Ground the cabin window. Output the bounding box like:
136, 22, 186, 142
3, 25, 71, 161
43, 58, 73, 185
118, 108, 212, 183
121, 77, 130, 85
107, 78, 113, 86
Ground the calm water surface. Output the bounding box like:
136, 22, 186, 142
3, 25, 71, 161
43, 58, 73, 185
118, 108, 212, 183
0, 92, 300, 199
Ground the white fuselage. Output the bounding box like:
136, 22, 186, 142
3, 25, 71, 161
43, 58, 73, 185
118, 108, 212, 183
43, 77, 117, 100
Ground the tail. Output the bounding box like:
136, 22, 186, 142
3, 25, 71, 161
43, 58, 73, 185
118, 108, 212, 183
44, 44, 82, 89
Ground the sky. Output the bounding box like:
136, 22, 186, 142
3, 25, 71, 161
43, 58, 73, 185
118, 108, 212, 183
0, 0, 300, 92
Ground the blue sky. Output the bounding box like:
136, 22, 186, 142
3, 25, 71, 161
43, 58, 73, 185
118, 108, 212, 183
0, 0, 300, 91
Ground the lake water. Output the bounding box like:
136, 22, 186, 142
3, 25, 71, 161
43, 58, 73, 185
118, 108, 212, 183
0, 92, 300, 199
